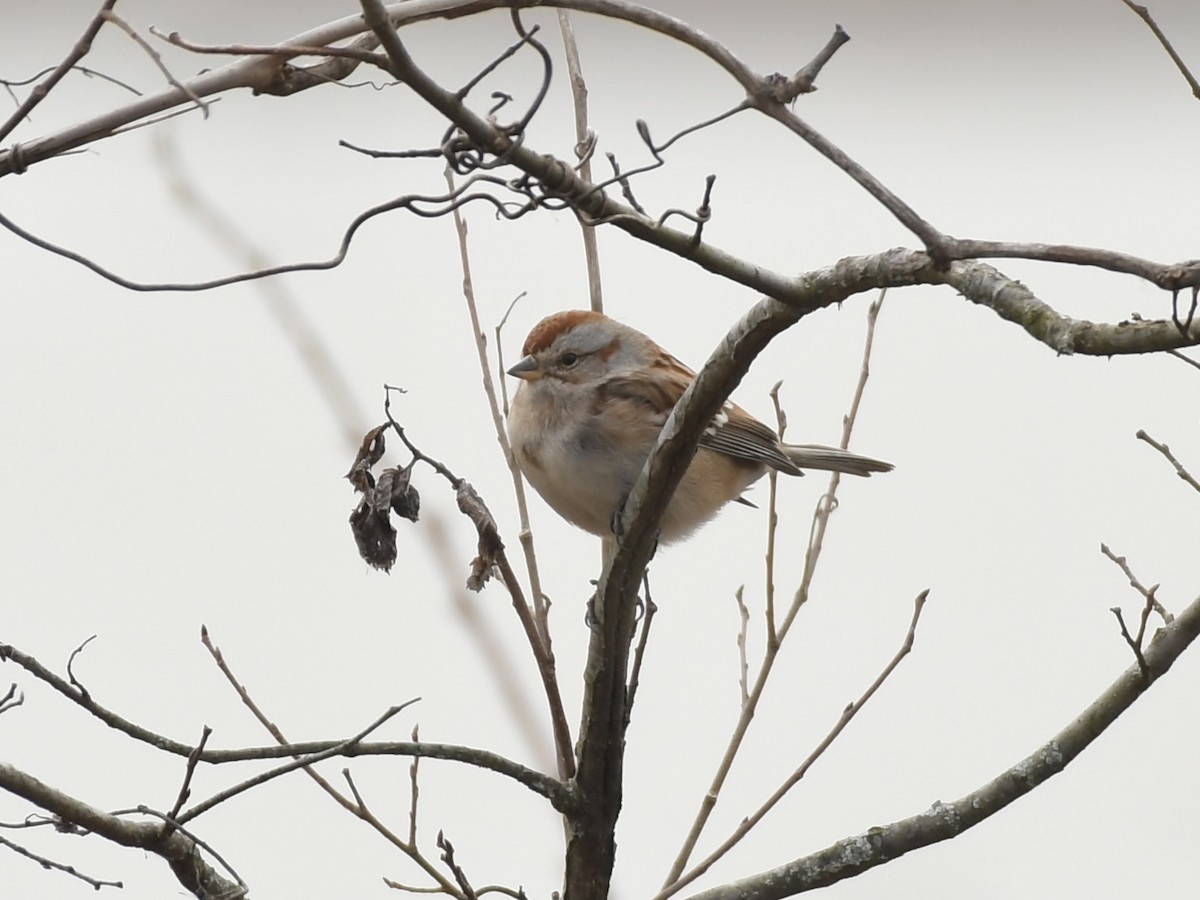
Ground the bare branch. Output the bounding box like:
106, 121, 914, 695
733, 587, 750, 708
1168, 348, 1200, 373
1100, 542, 1174, 625
177, 703, 418, 825
939, 238, 1200, 292
443, 168, 552, 651
104, 13, 209, 116
0, 0, 117, 145
166, 726, 212, 823
1110, 607, 1150, 680
1122, 1, 1200, 100
625, 574, 658, 721
557, 9, 604, 312
682, 587, 1200, 899
378, 395, 575, 778
0, 763, 245, 898
774, 24, 852, 100
495, 291, 527, 417
64, 635, 96, 698
408, 725, 421, 847
0, 682, 24, 715
343, 769, 465, 898
0, 834, 122, 891
151, 25, 388, 72
663, 289, 888, 889
661, 591, 929, 899
764, 382, 787, 648
1136, 429, 1200, 493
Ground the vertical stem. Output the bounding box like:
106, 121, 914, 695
557, 10, 604, 312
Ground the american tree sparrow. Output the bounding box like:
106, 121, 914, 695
507, 310, 892, 544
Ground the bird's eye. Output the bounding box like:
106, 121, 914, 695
559, 352, 579, 367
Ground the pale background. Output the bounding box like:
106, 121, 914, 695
3, 1, 1199, 898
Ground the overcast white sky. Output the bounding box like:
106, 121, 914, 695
3, 1, 1200, 898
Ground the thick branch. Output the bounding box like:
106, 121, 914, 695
683, 589, 1200, 899
0, 763, 244, 899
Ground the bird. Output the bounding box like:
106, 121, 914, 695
506, 310, 892, 543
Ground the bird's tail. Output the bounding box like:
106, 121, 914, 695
782, 443, 894, 477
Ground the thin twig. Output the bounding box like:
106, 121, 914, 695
764, 380, 788, 649
437, 831, 478, 900
557, 9, 603, 311
151, 26, 387, 69
733, 586, 750, 708
626, 573, 658, 721
0, 683, 23, 715
657, 590, 930, 899
443, 168, 551, 650
495, 291, 527, 417
408, 724, 420, 846
1168, 348, 1200, 372
1122, 0, 1200, 99
1110, 607, 1151, 680
777, 24, 851, 99
105, 13, 209, 116
1136, 429, 1200, 494
177, 703, 417, 824
0, 835, 122, 890
1099, 543, 1174, 625
381, 389, 576, 780
0, 0, 117, 144
662, 295, 886, 888
441, 167, 562, 776
166, 726, 212, 823
65, 634, 96, 699
200, 627, 464, 896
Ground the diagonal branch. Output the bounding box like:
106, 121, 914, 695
0, 763, 245, 899
0, 0, 117, 145
1122, 0, 1200, 100
659, 591, 928, 899
682, 587, 1200, 900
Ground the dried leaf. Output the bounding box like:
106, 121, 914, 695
457, 480, 501, 591
376, 464, 420, 523
345, 423, 388, 492
349, 499, 397, 573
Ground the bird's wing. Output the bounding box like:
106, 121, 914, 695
604, 356, 801, 474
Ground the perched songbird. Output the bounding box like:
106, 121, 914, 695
506, 310, 892, 543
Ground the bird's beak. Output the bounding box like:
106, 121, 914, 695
507, 355, 541, 381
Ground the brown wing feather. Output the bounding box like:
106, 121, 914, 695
699, 404, 801, 474
606, 357, 801, 475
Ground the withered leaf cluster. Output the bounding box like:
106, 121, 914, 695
347, 424, 420, 572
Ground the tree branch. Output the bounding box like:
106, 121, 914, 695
683, 587, 1200, 899
0, 641, 573, 810
0, 763, 245, 899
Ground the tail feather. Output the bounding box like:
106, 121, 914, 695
782, 443, 893, 477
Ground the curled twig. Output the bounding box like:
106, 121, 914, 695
65, 635, 96, 699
